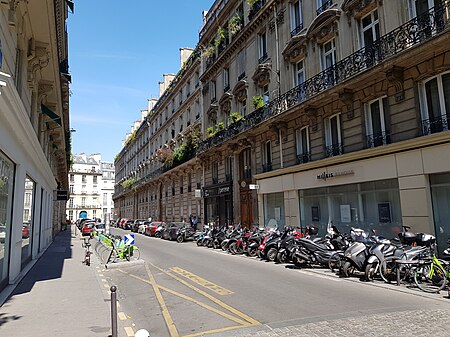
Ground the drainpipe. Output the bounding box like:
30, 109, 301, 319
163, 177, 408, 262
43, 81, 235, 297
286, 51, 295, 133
279, 127, 284, 169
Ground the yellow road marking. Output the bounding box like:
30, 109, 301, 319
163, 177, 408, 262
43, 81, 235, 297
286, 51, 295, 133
103, 284, 109, 288
99, 273, 104, 277
144, 263, 180, 337
170, 267, 233, 295
119, 270, 248, 326
118, 312, 127, 320
101, 278, 107, 282
124, 326, 134, 336
150, 263, 260, 326
183, 324, 253, 337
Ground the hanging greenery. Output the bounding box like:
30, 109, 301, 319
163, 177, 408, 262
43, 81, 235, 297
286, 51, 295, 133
229, 12, 244, 37
121, 178, 136, 189
252, 95, 265, 109
202, 45, 216, 59
214, 26, 227, 48
229, 112, 245, 124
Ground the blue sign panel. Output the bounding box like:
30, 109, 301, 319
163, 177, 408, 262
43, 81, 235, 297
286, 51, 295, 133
79, 211, 87, 219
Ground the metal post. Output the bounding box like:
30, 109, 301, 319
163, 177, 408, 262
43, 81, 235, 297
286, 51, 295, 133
110, 285, 118, 337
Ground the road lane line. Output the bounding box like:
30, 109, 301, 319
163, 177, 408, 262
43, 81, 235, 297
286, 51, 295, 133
118, 312, 127, 320
144, 263, 180, 337
170, 267, 234, 295
124, 326, 134, 336
150, 263, 260, 326
182, 324, 254, 337
117, 269, 248, 326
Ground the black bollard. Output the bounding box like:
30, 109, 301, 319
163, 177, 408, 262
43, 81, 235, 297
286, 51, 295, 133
110, 285, 118, 337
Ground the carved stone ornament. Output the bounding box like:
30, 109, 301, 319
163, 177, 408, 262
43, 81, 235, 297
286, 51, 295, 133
307, 9, 341, 45
342, 0, 382, 23
28, 41, 49, 87
252, 63, 272, 88
385, 66, 404, 93
38, 80, 53, 104
219, 92, 233, 113
206, 103, 219, 117
305, 107, 318, 130
232, 80, 248, 103
338, 88, 355, 119
282, 34, 307, 64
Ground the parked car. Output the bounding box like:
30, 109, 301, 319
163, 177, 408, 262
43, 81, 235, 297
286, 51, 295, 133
81, 222, 95, 236
22, 222, 30, 238
124, 219, 134, 230
93, 223, 106, 235
131, 219, 147, 233
0, 223, 6, 243
138, 221, 151, 234
145, 221, 165, 237
117, 218, 128, 229
162, 222, 185, 241
154, 222, 167, 238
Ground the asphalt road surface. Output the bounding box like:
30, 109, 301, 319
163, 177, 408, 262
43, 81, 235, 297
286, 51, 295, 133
98, 229, 450, 337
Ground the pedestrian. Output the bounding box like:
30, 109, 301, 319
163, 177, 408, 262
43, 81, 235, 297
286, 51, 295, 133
192, 215, 198, 231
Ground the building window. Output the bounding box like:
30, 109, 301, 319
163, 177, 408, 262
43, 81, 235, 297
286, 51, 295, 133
241, 148, 252, 180
179, 115, 183, 132
365, 97, 391, 148
69, 198, 74, 208
293, 60, 305, 87
210, 80, 217, 102
70, 174, 74, 183
68, 210, 73, 221
290, 0, 303, 36
186, 109, 191, 126
264, 192, 285, 228
70, 185, 74, 193
316, 0, 333, 15
82, 185, 86, 194
258, 31, 268, 63
321, 39, 336, 70
296, 126, 310, 164
420, 72, 450, 135
188, 173, 192, 192
103, 193, 107, 206
93, 210, 96, 218
195, 72, 200, 87
195, 100, 200, 119
360, 9, 380, 49
212, 162, 219, 184
325, 113, 343, 157
261, 85, 270, 104
237, 49, 246, 80
186, 81, 191, 97
82, 175, 86, 183
239, 99, 247, 116
225, 156, 233, 181
180, 176, 184, 194
93, 176, 98, 184
262, 141, 272, 172
81, 197, 86, 207
223, 67, 230, 92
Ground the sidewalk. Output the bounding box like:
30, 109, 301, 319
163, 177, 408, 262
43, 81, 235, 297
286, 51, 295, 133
0, 225, 113, 337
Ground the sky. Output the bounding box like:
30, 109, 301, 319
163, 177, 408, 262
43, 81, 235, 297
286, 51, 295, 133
68, 0, 213, 162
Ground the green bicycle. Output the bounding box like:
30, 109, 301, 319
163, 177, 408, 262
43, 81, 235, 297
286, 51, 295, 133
102, 236, 140, 264
413, 254, 448, 293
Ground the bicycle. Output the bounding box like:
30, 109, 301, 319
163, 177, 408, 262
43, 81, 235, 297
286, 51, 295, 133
413, 254, 448, 293
82, 236, 92, 266
102, 236, 140, 264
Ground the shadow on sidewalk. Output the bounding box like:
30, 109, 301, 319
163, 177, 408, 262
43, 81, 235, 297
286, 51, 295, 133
7, 229, 73, 297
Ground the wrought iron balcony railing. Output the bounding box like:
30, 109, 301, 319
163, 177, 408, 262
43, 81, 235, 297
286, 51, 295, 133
290, 23, 304, 37
248, 0, 266, 21
225, 174, 232, 182
366, 131, 391, 148
296, 152, 311, 164
258, 52, 268, 64
325, 144, 344, 158
196, 4, 450, 156
422, 115, 450, 135
316, 0, 333, 16
262, 162, 273, 173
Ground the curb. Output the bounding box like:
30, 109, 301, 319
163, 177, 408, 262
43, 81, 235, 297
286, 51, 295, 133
104, 259, 145, 269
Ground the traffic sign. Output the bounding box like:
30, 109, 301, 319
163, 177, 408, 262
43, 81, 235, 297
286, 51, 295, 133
124, 234, 135, 245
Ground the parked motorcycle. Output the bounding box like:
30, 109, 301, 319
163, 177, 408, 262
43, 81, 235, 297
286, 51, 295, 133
176, 225, 196, 243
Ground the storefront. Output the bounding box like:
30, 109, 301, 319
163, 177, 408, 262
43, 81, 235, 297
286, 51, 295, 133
203, 183, 233, 227
430, 172, 450, 256
263, 192, 286, 229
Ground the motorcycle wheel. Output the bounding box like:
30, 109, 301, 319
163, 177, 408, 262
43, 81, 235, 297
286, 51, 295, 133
380, 257, 398, 284
221, 241, 228, 251
196, 239, 203, 246
213, 241, 221, 249
328, 252, 342, 272
267, 248, 278, 262
365, 262, 377, 281
292, 255, 306, 268
276, 251, 288, 264
154, 232, 162, 239
177, 235, 184, 243
247, 247, 257, 257
341, 261, 352, 278
229, 243, 237, 255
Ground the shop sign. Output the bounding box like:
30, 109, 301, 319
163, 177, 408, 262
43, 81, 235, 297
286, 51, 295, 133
249, 184, 259, 190
203, 184, 231, 198
317, 169, 354, 181
218, 186, 230, 194
194, 189, 202, 198
55, 190, 69, 200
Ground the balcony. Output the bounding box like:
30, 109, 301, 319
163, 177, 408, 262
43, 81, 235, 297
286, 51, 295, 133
262, 162, 273, 173
325, 144, 344, 158
296, 152, 311, 164
366, 131, 391, 148
290, 23, 304, 37
248, 0, 266, 21
422, 115, 449, 135
316, 0, 332, 16
196, 4, 450, 156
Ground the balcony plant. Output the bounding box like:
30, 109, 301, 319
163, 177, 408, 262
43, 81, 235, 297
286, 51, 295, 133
252, 95, 265, 109
202, 45, 216, 59
229, 12, 244, 37
229, 112, 245, 124
214, 26, 227, 48
121, 178, 135, 189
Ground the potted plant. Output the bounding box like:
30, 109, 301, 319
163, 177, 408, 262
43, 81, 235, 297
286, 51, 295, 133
229, 12, 243, 37
252, 95, 265, 109
229, 112, 244, 124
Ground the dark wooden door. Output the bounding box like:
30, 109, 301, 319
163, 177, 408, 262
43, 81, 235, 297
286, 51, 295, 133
240, 191, 253, 228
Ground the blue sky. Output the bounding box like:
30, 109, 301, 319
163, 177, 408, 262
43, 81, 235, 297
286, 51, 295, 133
69, 0, 213, 162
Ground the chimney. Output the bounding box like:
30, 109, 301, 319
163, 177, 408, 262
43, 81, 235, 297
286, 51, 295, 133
180, 48, 194, 68
148, 98, 158, 111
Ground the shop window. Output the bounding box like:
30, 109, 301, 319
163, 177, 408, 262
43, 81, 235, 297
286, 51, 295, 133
262, 141, 272, 172
21, 176, 35, 269
299, 179, 402, 238
365, 97, 391, 148
295, 126, 310, 164
430, 173, 450, 256
264, 192, 285, 228
324, 113, 343, 157
0, 152, 14, 290
419, 72, 450, 135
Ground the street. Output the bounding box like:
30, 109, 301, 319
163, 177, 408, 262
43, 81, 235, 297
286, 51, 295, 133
97, 229, 450, 337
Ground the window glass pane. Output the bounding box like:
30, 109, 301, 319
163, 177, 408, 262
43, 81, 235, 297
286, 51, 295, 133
370, 100, 382, 134
442, 73, 450, 115
264, 192, 285, 228
425, 78, 441, 119
22, 176, 35, 268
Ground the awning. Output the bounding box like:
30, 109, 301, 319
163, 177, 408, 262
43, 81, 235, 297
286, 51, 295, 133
41, 104, 62, 126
